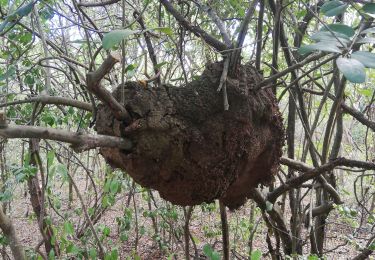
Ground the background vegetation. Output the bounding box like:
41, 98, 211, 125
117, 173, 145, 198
0, 0, 375, 259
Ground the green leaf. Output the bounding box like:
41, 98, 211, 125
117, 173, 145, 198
16, 1, 36, 17
336, 57, 366, 83
110, 179, 120, 194
265, 201, 273, 212
321, 24, 355, 37
102, 29, 137, 50
321, 1, 348, 17
308, 255, 320, 260
310, 31, 350, 46
363, 3, 375, 14
351, 51, 375, 68
89, 248, 97, 260
47, 151, 55, 166
155, 61, 168, 69
251, 250, 262, 260
361, 27, 375, 34
211, 252, 221, 260
0, 66, 16, 81
102, 226, 110, 236
64, 221, 74, 235
56, 164, 69, 182
298, 42, 341, 55
356, 37, 375, 44
152, 27, 173, 36
203, 244, 213, 257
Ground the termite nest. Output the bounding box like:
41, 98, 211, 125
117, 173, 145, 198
95, 62, 284, 210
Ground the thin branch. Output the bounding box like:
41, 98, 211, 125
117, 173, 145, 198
267, 157, 375, 202
159, 0, 228, 52
194, 0, 232, 47
78, 0, 120, 7
0, 96, 92, 112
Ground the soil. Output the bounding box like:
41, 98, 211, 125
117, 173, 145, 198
95, 62, 284, 209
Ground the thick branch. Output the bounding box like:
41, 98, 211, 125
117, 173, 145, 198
159, 0, 228, 52
0, 95, 92, 112
86, 52, 130, 122
0, 124, 132, 152
0, 207, 25, 260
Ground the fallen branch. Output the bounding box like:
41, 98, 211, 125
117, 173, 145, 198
0, 124, 132, 152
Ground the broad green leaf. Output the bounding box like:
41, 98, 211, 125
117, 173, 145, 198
102, 29, 137, 50
351, 51, 375, 68
356, 37, 375, 44
251, 250, 262, 260
203, 244, 213, 257
336, 57, 366, 83
361, 27, 375, 34
310, 31, 350, 46
298, 42, 341, 55
321, 1, 348, 17
321, 24, 355, 37
363, 3, 375, 14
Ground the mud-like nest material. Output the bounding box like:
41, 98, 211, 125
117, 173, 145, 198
95, 62, 284, 209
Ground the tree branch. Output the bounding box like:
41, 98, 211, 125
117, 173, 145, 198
341, 102, 375, 132
0, 95, 92, 112
78, 0, 120, 7
159, 0, 228, 52
86, 52, 131, 122
267, 157, 375, 202
0, 124, 132, 152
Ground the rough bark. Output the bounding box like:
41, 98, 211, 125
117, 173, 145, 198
0, 207, 25, 260
96, 62, 284, 209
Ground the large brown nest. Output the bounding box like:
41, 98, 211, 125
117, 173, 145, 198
95, 62, 284, 210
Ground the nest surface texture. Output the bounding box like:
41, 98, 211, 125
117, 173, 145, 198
95, 62, 284, 209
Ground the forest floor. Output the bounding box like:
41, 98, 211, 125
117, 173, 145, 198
5, 175, 373, 260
